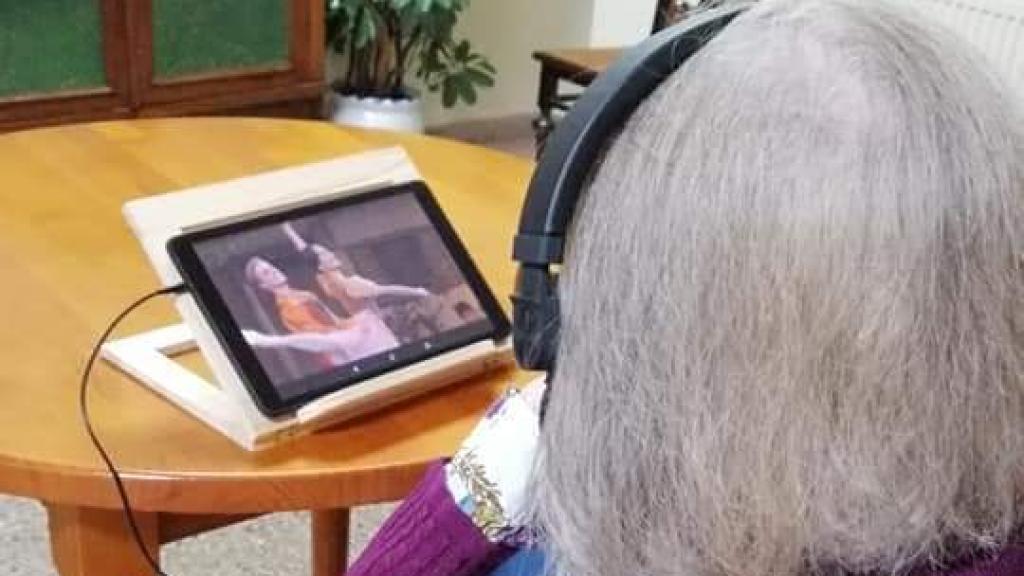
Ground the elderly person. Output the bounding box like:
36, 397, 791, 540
349, 0, 1024, 575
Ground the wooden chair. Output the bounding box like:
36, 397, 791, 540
531, 0, 692, 154
532, 0, 733, 152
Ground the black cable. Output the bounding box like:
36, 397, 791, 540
78, 284, 186, 576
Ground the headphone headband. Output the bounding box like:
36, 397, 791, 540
511, 3, 751, 371
513, 3, 751, 266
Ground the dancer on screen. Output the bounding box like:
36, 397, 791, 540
281, 222, 433, 314
242, 256, 400, 367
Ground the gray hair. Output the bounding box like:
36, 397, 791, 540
530, 1, 1024, 575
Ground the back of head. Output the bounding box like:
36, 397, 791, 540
532, 1, 1024, 575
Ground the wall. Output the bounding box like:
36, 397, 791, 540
898, 0, 1024, 95
412, 0, 1024, 128
421, 0, 597, 126
588, 0, 658, 47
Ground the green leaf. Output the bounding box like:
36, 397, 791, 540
340, 0, 363, 19
419, 9, 457, 39
476, 59, 496, 74
329, 0, 494, 105
453, 74, 477, 105
326, 16, 344, 47
353, 8, 377, 49
465, 67, 494, 87
454, 40, 469, 61
441, 77, 457, 107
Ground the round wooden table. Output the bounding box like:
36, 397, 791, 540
0, 118, 535, 576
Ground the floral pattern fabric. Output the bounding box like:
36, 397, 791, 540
445, 381, 544, 544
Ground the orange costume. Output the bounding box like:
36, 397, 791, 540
273, 290, 350, 368
274, 290, 346, 334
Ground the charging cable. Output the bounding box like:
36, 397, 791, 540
78, 284, 186, 576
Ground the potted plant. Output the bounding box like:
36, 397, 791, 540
325, 0, 496, 132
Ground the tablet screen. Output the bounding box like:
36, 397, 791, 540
170, 182, 509, 416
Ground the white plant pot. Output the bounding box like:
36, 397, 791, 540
330, 93, 425, 133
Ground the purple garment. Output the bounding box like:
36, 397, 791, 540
348, 460, 1024, 576
914, 546, 1024, 576
346, 461, 514, 576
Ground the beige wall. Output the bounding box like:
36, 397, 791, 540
422, 0, 598, 126
897, 0, 1024, 96
588, 0, 658, 47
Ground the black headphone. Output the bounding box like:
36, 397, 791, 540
512, 3, 752, 372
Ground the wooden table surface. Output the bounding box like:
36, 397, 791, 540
0, 118, 536, 574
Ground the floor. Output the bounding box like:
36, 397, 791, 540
0, 123, 535, 576
0, 498, 393, 576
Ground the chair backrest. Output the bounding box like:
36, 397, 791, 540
652, 0, 686, 32
652, 0, 732, 33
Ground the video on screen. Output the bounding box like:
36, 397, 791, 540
192, 192, 491, 400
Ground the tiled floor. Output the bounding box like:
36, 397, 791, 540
0, 126, 534, 576
0, 497, 396, 576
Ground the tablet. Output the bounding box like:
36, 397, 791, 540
167, 180, 510, 417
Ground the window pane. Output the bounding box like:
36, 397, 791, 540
153, 0, 290, 79
0, 0, 106, 98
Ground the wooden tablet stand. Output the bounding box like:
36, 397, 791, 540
101, 148, 513, 451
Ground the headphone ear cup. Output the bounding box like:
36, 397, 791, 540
512, 266, 561, 371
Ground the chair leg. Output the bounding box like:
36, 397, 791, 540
534, 66, 560, 157
532, 115, 555, 158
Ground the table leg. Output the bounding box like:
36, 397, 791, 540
46, 503, 160, 576
311, 508, 351, 576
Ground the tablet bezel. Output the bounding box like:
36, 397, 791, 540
167, 180, 511, 417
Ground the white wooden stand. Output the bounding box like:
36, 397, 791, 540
101, 148, 513, 451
